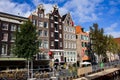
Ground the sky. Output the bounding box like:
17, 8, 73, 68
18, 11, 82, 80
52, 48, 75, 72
0, 0, 120, 38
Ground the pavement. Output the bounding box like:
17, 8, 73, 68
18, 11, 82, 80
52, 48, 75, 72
73, 67, 120, 80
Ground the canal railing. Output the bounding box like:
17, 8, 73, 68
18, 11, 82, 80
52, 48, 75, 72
92, 60, 120, 72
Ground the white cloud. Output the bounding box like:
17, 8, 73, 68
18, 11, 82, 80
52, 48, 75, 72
105, 23, 118, 31
0, 0, 32, 17
32, 0, 103, 23
105, 31, 120, 38
62, 0, 103, 23
105, 23, 120, 38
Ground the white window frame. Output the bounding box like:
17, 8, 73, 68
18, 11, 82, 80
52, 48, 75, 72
2, 33, 8, 41
11, 33, 16, 42
43, 40, 48, 49
51, 23, 53, 28
59, 25, 62, 29
59, 33, 62, 38
60, 42, 62, 47
33, 20, 36, 25
51, 32, 54, 37
39, 21, 43, 27
11, 24, 17, 31
44, 22, 48, 28
51, 41, 54, 46
44, 30, 48, 37
38, 30, 42, 37
2, 23, 8, 30
1, 44, 7, 55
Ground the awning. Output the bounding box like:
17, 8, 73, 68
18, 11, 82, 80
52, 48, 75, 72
0, 57, 26, 61
82, 55, 90, 61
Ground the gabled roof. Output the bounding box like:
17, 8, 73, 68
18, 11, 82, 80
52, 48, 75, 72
62, 14, 67, 21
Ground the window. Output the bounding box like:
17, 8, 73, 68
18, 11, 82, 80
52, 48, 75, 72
60, 42, 62, 47
33, 20, 36, 25
68, 59, 69, 62
2, 23, 8, 30
59, 25, 62, 29
51, 32, 54, 37
51, 16, 53, 20
38, 30, 42, 36
55, 42, 58, 49
54, 32, 58, 39
51, 23, 53, 28
51, 41, 54, 46
54, 24, 58, 31
64, 34, 66, 39
65, 42, 67, 48
59, 34, 62, 38
2, 44, 7, 55
11, 24, 16, 31
43, 40, 48, 49
82, 42, 84, 47
39, 21, 43, 27
74, 43, 76, 49
59, 19, 61, 22
64, 27, 66, 31
44, 22, 48, 28
39, 42, 43, 48
68, 35, 69, 39
38, 13, 43, 18
2, 33, 8, 41
54, 16, 58, 22
18, 26, 21, 32
10, 33, 16, 42
44, 30, 48, 36
68, 42, 70, 48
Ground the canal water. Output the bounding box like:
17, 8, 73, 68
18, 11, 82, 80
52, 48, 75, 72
109, 75, 120, 80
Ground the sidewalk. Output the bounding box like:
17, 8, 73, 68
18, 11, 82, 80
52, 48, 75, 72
73, 67, 120, 80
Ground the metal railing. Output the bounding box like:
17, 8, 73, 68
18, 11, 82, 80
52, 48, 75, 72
92, 60, 120, 72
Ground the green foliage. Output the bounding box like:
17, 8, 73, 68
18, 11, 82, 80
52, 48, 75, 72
12, 20, 39, 60
90, 23, 107, 56
90, 23, 120, 62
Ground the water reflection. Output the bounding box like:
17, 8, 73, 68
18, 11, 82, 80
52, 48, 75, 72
109, 75, 120, 80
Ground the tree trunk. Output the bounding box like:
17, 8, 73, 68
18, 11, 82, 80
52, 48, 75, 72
28, 60, 30, 79
31, 60, 33, 78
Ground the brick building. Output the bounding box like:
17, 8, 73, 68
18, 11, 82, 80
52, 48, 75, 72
0, 12, 28, 70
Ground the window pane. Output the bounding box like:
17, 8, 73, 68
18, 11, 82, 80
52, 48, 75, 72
2, 33, 8, 41
38, 30, 42, 36
11, 24, 17, 31
2, 23, 8, 30
44, 30, 48, 36
2, 44, 7, 55
44, 22, 48, 28
39, 21, 43, 27
11, 33, 16, 42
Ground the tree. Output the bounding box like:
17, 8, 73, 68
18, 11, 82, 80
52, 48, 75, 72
90, 23, 120, 63
107, 35, 120, 61
90, 23, 108, 63
13, 20, 39, 79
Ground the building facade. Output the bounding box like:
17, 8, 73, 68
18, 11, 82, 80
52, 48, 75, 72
0, 12, 28, 69
62, 13, 77, 64
76, 26, 90, 64
29, 5, 65, 70
48, 5, 64, 64
29, 4, 49, 60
